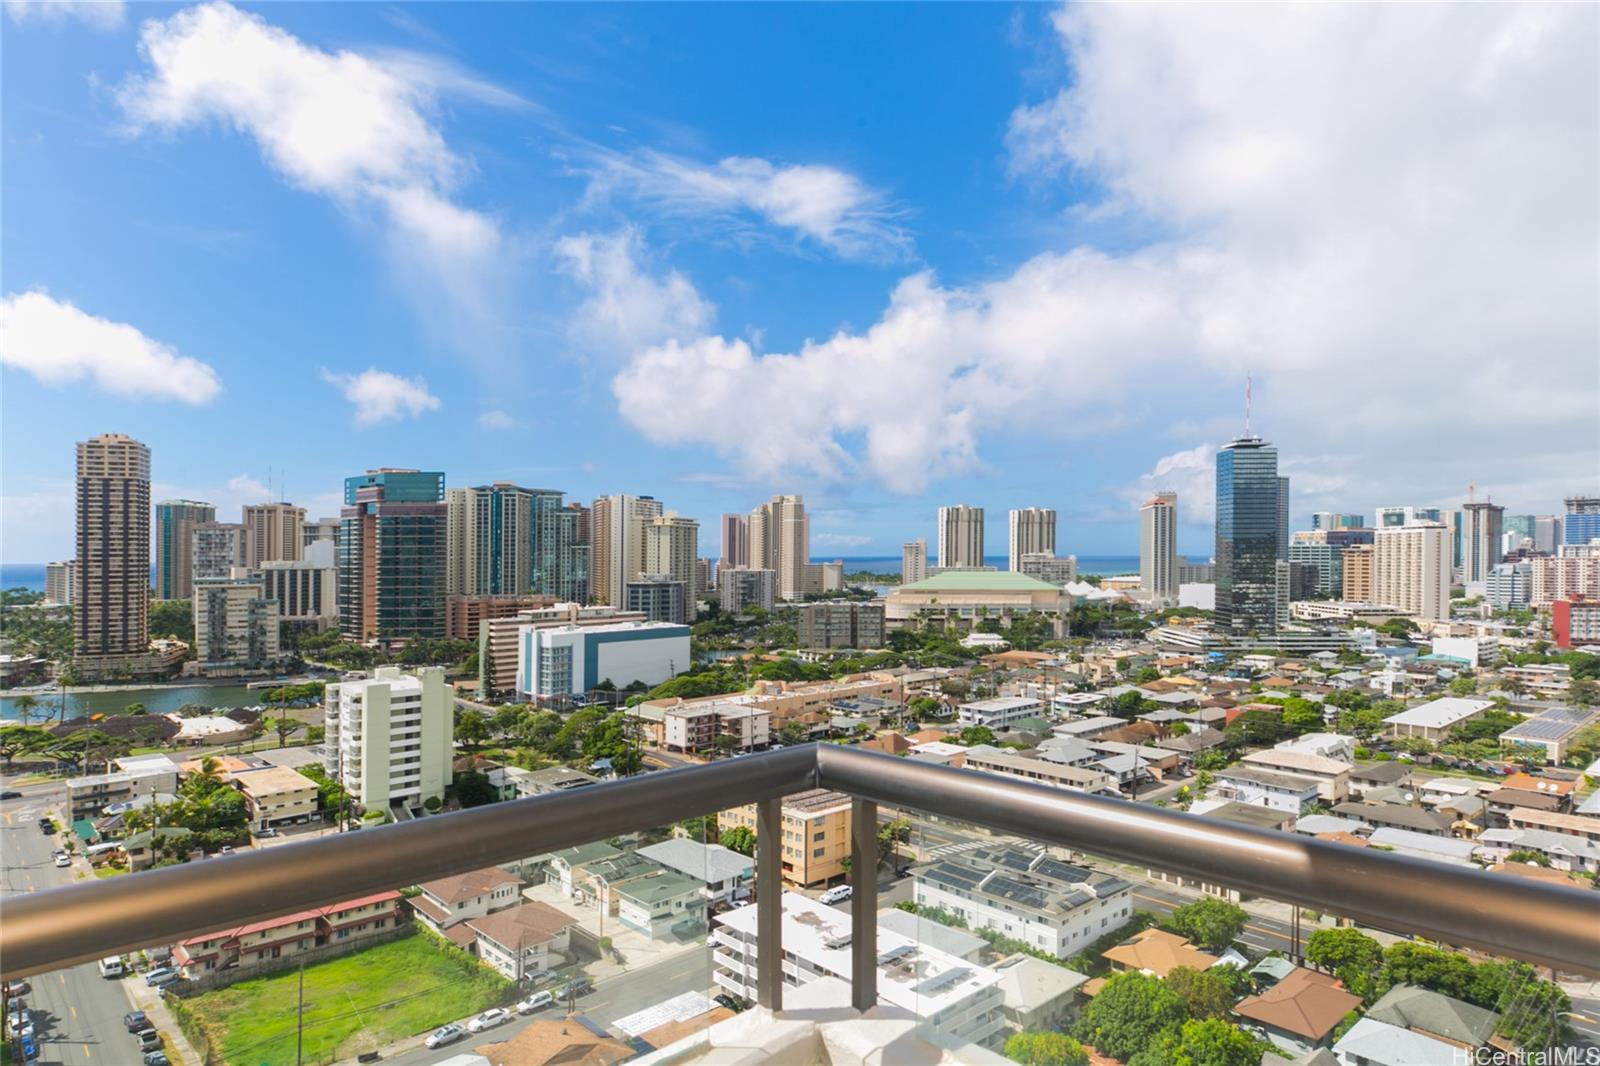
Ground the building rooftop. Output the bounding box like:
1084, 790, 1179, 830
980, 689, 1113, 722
960, 696, 1041, 713
1366, 828, 1480, 863
993, 954, 1089, 1011
1102, 927, 1217, 978
466, 899, 577, 952
1217, 766, 1323, 792
229, 764, 317, 797
875, 908, 987, 960
638, 838, 753, 885
916, 845, 1130, 923
1241, 749, 1352, 776
616, 870, 704, 905
1365, 984, 1499, 1046
899, 571, 1062, 593
1233, 966, 1363, 1042
1499, 707, 1597, 742
419, 866, 522, 905
782, 788, 853, 816
1333, 1018, 1465, 1066
1382, 697, 1494, 729
1197, 801, 1294, 831
1332, 802, 1452, 834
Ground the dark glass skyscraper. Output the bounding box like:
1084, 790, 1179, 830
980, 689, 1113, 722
1216, 436, 1282, 635
339, 469, 447, 641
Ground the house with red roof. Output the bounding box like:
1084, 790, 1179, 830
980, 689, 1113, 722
173, 891, 402, 980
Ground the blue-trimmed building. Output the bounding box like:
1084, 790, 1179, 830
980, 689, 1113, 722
516, 621, 690, 701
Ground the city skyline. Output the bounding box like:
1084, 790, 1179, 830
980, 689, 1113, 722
3, 4, 1594, 562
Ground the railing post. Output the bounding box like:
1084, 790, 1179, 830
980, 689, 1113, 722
756, 798, 783, 1011
850, 797, 877, 1012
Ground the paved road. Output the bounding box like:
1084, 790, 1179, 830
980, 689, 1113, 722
385, 949, 711, 1066
1, 791, 145, 1066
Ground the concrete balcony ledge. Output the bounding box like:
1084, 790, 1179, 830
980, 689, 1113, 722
636, 978, 1008, 1065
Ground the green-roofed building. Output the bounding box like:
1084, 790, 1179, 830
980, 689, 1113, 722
614, 870, 706, 940
886, 569, 1070, 633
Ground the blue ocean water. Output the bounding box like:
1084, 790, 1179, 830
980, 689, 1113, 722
1, 563, 48, 591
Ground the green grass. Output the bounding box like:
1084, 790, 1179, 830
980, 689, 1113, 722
177, 932, 511, 1066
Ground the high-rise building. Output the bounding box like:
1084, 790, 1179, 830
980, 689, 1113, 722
645, 512, 700, 606
1020, 553, 1078, 585
720, 514, 749, 573
256, 541, 338, 627
938, 505, 985, 569
1139, 493, 1178, 603
1529, 543, 1600, 608
44, 561, 76, 607
902, 539, 928, 585
302, 517, 340, 551
1373, 523, 1451, 620
528, 489, 568, 597
1533, 516, 1562, 555
1215, 437, 1281, 634
798, 602, 885, 650
1461, 501, 1505, 585
748, 495, 809, 601
324, 666, 453, 814
338, 470, 447, 642
1485, 563, 1532, 612
626, 574, 688, 625
1503, 515, 1536, 550
1552, 596, 1600, 649
720, 569, 776, 615
192, 576, 281, 671
1311, 512, 1364, 531
1564, 496, 1600, 547
192, 522, 246, 583
1007, 508, 1056, 572
73, 433, 153, 674
554, 506, 590, 604
590, 494, 665, 607
1376, 506, 1443, 527
155, 499, 214, 601
1276, 477, 1290, 560
1287, 531, 1343, 599
243, 502, 306, 568
446, 483, 535, 597
1342, 544, 1374, 602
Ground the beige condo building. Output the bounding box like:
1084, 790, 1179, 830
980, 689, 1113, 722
73, 433, 154, 675
1008, 508, 1056, 572
748, 495, 810, 601
938, 505, 985, 569
243, 502, 306, 567
1342, 544, 1374, 602
1373, 523, 1450, 620
720, 789, 853, 888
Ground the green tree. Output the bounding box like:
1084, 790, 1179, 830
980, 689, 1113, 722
454, 708, 490, 748
451, 770, 498, 808
1164, 966, 1237, 1021
1306, 928, 1382, 976
1280, 698, 1325, 735
720, 826, 756, 856
1336, 705, 1388, 741
149, 599, 195, 643
908, 696, 942, 722
1448, 675, 1479, 697
1002, 1031, 1088, 1066
1072, 971, 1187, 1062
271, 715, 304, 748
1569, 678, 1598, 707
1167, 898, 1248, 951
492, 704, 526, 738
0, 724, 55, 768
1144, 1019, 1267, 1066
957, 725, 996, 747
11, 694, 40, 727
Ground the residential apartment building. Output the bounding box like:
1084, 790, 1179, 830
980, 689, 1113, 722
1020, 553, 1078, 585
1383, 697, 1494, 743
446, 483, 536, 597
192, 521, 246, 583
590, 494, 665, 607
173, 892, 402, 980
1215, 436, 1282, 635
191, 576, 281, 673
748, 494, 810, 601
625, 575, 689, 625
338, 469, 447, 642
1341, 544, 1374, 603
324, 666, 453, 814
644, 511, 700, 603
797, 601, 885, 649
939, 505, 985, 569
1485, 562, 1532, 611
957, 696, 1044, 729
1239, 749, 1350, 802
515, 621, 689, 701
1373, 522, 1451, 620
1564, 496, 1600, 547
302, 517, 339, 550
1553, 596, 1600, 649
410, 866, 523, 935
720, 513, 748, 572
1140, 492, 1179, 604
1213, 767, 1323, 814
719, 568, 776, 615
73, 433, 155, 676
1313, 513, 1365, 531
242, 502, 306, 567
155, 499, 214, 601
44, 560, 76, 607
1462, 501, 1505, 585
914, 845, 1132, 959
230, 765, 318, 830
960, 746, 1116, 794
1287, 531, 1345, 599
1530, 542, 1600, 608
1008, 508, 1056, 572
65, 754, 180, 820
256, 540, 337, 628
444, 593, 554, 642
720, 789, 852, 887
902, 538, 929, 585
663, 702, 771, 753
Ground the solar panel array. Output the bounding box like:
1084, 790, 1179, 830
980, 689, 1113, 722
1033, 857, 1092, 884
912, 966, 972, 996
986, 874, 1049, 910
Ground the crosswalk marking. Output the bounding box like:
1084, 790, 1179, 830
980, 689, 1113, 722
924, 837, 1044, 860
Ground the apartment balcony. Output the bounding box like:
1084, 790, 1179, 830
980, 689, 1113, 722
4, 745, 1598, 1066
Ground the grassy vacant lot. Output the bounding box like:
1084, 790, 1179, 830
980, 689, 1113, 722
177, 932, 510, 1066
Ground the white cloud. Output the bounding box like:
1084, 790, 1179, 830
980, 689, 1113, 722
321, 368, 440, 426
118, 2, 508, 346
556, 230, 714, 357
612, 5, 1598, 508
0, 290, 222, 404
477, 410, 521, 431
4, 0, 123, 29
582, 149, 909, 260
1124, 445, 1218, 527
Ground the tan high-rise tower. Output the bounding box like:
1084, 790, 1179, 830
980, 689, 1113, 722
1008, 508, 1056, 572
243, 502, 305, 567
749, 495, 809, 600
938, 505, 985, 569
74, 433, 152, 672
1139, 493, 1179, 603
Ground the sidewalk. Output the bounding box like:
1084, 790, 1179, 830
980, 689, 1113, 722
122, 976, 204, 1066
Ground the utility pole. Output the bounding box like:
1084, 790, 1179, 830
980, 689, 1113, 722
295, 958, 305, 1066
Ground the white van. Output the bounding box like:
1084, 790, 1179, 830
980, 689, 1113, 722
97, 956, 123, 978
819, 885, 853, 905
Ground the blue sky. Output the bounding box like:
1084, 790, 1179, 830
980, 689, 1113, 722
3, 1, 1595, 563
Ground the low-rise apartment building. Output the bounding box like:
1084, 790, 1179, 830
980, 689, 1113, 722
173, 891, 402, 980
467, 900, 576, 981
663, 702, 770, 754
960, 746, 1116, 795
1213, 767, 1323, 814
720, 788, 852, 887
913, 845, 1132, 960
797, 601, 886, 650
66, 754, 180, 821
1498, 707, 1599, 764
1383, 697, 1495, 743
957, 696, 1044, 730
638, 838, 753, 906
410, 866, 524, 941
614, 870, 706, 940
230, 765, 318, 830
1239, 749, 1351, 803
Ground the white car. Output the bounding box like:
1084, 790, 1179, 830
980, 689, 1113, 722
424, 1024, 464, 1049
819, 885, 853, 904
516, 991, 553, 1014
54, 852, 71, 868
467, 1008, 511, 1033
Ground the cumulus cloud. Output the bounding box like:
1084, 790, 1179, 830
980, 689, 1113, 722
612, 4, 1598, 506
4, 0, 123, 29
582, 149, 909, 260
0, 290, 222, 404
556, 230, 715, 357
1124, 444, 1218, 527
118, 2, 509, 347
477, 409, 521, 431
321, 368, 440, 426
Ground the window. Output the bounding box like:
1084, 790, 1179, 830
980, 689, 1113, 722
813, 831, 825, 841
812, 848, 825, 857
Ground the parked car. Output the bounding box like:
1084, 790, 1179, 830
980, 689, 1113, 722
99, 956, 125, 978
143, 968, 179, 988
255, 827, 277, 838
5, 980, 30, 997
467, 1008, 511, 1033
713, 993, 749, 1013
136, 1029, 162, 1052
53, 852, 71, 868
819, 884, 852, 904
8, 1009, 34, 1039
123, 1011, 148, 1032
557, 977, 593, 998
37, 819, 53, 835
143, 1052, 171, 1066
0, 790, 22, 800
425, 1024, 465, 1049
515, 991, 553, 1014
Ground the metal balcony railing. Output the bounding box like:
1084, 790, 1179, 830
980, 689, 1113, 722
4, 744, 1598, 1015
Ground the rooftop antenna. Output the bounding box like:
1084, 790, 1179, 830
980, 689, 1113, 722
1467, 481, 1476, 504
1244, 373, 1253, 438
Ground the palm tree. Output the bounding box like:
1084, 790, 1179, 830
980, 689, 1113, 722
12, 694, 39, 728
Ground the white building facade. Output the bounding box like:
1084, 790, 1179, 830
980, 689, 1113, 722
324, 666, 453, 814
